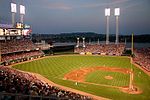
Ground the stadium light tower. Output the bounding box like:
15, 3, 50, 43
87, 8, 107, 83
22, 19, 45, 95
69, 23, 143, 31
105, 8, 110, 44
114, 8, 120, 44
20, 5, 25, 23
11, 3, 17, 27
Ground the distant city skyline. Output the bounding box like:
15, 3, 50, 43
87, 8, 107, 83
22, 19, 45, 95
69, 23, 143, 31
0, 0, 150, 35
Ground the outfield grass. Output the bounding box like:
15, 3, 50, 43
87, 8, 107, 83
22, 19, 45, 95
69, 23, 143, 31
13, 55, 150, 100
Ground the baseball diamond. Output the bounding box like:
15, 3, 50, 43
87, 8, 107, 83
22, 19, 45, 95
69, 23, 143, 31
1, 1, 150, 100
12, 55, 150, 100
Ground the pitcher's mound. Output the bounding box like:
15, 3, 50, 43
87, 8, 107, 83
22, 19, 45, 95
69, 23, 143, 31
105, 76, 113, 80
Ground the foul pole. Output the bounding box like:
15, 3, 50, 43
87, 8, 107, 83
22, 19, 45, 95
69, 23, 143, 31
129, 33, 134, 90
132, 33, 134, 55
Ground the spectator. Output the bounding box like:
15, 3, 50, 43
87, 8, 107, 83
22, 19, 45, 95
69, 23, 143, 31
0, 38, 44, 63
0, 66, 92, 100
133, 47, 150, 72
75, 43, 125, 56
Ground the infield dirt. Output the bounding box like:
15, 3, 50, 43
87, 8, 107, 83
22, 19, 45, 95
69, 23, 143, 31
64, 66, 142, 94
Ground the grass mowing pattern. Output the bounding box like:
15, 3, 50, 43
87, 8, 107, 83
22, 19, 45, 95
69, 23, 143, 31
13, 55, 150, 100
85, 70, 130, 86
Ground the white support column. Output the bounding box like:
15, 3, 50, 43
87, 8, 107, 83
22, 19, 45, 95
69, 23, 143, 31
105, 8, 110, 44
89, 39, 91, 44
11, 3, 17, 27
82, 37, 85, 48
97, 38, 100, 44
125, 38, 127, 45
20, 14, 24, 23
115, 16, 119, 44
114, 8, 120, 44
106, 16, 109, 44
76, 38, 80, 48
12, 12, 15, 27
20, 5, 25, 23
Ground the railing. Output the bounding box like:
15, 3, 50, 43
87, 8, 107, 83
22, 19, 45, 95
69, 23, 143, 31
0, 92, 61, 100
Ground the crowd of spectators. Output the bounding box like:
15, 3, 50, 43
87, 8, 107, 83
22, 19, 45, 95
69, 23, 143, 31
0, 38, 44, 64
133, 48, 150, 72
0, 66, 92, 100
2, 51, 43, 62
75, 43, 125, 56
0, 39, 36, 54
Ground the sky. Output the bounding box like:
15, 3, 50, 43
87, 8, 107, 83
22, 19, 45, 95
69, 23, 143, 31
0, 0, 150, 35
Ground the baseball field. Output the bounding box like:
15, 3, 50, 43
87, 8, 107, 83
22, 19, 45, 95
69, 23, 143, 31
12, 55, 150, 100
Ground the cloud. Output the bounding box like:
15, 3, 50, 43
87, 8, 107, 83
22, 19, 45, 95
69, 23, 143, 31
111, 0, 130, 4
46, 2, 72, 10
77, 0, 131, 8
42, 0, 133, 10
42, 0, 131, 11
78, 3, 107, 8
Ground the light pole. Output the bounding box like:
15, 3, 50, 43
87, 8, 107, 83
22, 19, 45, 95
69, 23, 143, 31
20, 5, 25, 23
11, 3, 17, 27
114, 8, 120, 44
97, 38, 100, 44
82, 37, 85, 48
105, 8, 110, 44
76, 38, 80, 48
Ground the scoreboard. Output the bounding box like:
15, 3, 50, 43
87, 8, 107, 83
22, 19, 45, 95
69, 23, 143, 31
0, 23, 31, 36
